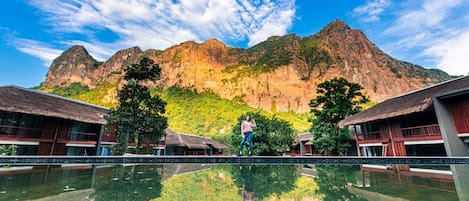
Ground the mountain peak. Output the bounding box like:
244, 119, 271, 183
317, 19, 352, 35
202, 38, 226, 49
43, 45, 98, 86
63, 45, 91, 56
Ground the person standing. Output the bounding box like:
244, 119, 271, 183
240, 115, 256, 156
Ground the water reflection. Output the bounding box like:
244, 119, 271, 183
0, 164, 466, 201
239, 165, 254, 201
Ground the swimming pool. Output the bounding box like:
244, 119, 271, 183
0, 163, 467, 200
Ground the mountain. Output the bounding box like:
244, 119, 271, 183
42, 19, 452, 114
45, 45, 101, 86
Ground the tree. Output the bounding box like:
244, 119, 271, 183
309, 77, 369, 155
107, 57, 168, 154
229, 112, 294, 156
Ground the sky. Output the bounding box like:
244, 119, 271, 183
1, 0, 469, 87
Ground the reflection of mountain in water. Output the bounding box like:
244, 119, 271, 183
0, 164, 466, 200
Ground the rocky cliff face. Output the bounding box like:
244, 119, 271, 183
44, 45, 100, 86
43, 20, 452, 112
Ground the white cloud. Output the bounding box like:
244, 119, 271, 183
12, 39, 63, 66
25, 0, 296, 62
423, 30, 469, 76
381, 0, 469, 75
247, 1, 295, 46
384, 0, 463, 35
353, 0, 390, 22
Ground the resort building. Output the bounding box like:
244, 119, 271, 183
0, 86, 111, 156
339, 76, 469, 157
288, 132, 313, 156
0, 86, 229, 156
164, 130, 228, 155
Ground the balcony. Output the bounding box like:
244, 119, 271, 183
355, 131, 383, 141
0, 125, 42, 138
68, 131, 99, 141
401, 124, 441, 138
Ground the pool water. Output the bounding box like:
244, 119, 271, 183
0, 164, 466, 201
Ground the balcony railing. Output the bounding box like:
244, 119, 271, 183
401, 124, 441, 138
69, 131, 98, 141
0, 125, 42, 138
356, 131, 382, 141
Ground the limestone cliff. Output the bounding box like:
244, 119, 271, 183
43, 20, 452, 112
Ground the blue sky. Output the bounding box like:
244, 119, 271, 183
1, 0, 469, 87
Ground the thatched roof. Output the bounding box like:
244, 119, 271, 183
0, 86, 108, 124
295, 132, 313, 145
339, 76, 469, 127
165, 129, 228, 150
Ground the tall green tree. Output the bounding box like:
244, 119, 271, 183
229, 112, 294, 156
309, 77, 369, 155
107, 57, 168, 154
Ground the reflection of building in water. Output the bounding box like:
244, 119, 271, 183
160, 164, 214, 180
349, 165, 458, 201
340, 76, 469, 157
299, 164, 317, 177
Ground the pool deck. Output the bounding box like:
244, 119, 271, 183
1, 156, 469, 165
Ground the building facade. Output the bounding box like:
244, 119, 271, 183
0, 86, 113, 156
164, 130, 228, 155
340, 76, 469, 157
288, 132, 313, 156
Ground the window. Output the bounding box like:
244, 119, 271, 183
405, 144, 446, 156
16, 145, 38, 155
0, 112, 44, 137
66, 146, 96, 156
360, 146, 382, 156
2, 112, 20, 126
69, 122, 100, 141
364, 122, 380, 133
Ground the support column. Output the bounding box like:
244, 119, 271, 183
96, 125, 104, 156
300, 142, 305, 156
433, 97, 468, 156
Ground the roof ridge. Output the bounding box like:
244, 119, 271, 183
178, 132, 212, 139
2, 85, 109, 110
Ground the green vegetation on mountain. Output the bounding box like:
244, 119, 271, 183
36, 82, 118, 108
38, 83, 309, 140
247, 34, 296, 67
160, 87, 309, 140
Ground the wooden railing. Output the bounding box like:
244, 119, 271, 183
355, 131, 382, 141
0, 125, 42, 138
69, 131, 98, 141
401, 124, 441, 138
